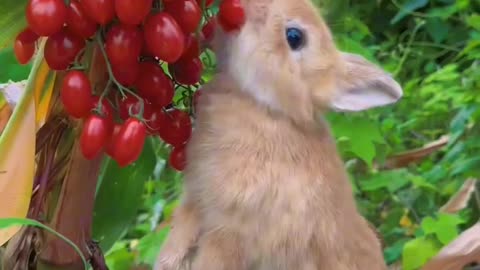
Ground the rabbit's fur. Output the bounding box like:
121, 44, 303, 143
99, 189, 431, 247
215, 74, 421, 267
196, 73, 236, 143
154, 0, 403, 269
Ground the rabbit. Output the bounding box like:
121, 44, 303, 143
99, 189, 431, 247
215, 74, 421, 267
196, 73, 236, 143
154, 0, 403, 269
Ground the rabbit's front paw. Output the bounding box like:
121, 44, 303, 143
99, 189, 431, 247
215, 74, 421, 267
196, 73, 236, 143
153, 252, 188, 270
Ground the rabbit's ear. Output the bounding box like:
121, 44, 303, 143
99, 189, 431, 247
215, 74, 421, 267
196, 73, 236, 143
329, 53, 403, 112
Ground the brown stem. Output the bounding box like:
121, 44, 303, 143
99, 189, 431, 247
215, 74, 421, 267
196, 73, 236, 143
37, 137, 103, 269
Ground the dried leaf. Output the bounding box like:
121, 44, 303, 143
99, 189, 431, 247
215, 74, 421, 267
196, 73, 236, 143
440, 179, 477, 214
380, 135, 450, 169
422, 222, 480, 270
0, 105, 12, 135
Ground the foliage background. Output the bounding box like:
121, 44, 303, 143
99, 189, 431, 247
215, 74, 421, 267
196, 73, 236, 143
1, 0, 480, 269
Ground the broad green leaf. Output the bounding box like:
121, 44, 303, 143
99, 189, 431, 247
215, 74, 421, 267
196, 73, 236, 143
466, 14, 480, 30
92, 138, 157, 253
360, 170, 411, 193
328, 114, 385, 166
421, 213, 464, 245
136, 227, 170, 266
427, 5, 459, 19
0, 0, 28, 49
425, 18, 450, 43
384, 239, 409, 264
0, 218, 88, 269
402, 236, 440, 270
105, 247, 135, 270
0, 47, 32, 82
391, 0, 429, 24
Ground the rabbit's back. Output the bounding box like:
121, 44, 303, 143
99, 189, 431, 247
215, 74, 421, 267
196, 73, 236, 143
183, 78, 385, 269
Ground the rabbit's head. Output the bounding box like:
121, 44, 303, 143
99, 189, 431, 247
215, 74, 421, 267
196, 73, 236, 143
213, 0, 403, 125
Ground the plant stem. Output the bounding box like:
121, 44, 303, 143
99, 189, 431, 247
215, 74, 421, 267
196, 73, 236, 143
94, 31, 146, 120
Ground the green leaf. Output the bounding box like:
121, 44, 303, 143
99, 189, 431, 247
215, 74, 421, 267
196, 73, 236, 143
402, 236, 440, 270
328, 114, 385, 166
136, 227, 170, 266
163, 199, 180, 221
0, 47, 32, 82
0, 218, 88, 270
92, 138, 157, 253
334, 35, 377, 64
360, 169, 411, 193
421, 213, 464, 245
391, 0, 429, 24
466, 14, 480, 31
0, 0, 28, 49
105, 247, 135, 270
384, 239, 409, 264
425, 18, 450, 43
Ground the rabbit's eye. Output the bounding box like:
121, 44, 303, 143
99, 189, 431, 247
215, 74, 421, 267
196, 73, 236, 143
286, 27, 305, 51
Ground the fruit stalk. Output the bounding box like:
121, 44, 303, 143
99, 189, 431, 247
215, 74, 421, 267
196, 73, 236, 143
37, 137, 103, 269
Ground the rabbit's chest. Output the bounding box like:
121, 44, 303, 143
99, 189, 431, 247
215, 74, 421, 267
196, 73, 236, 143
188, 129, 323, 241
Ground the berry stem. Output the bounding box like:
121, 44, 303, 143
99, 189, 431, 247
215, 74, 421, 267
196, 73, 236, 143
95, 80, 112, 116
94, 31, 146, 117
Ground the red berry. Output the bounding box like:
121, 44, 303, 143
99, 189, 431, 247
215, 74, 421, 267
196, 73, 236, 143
14, 35, 36, 65
17, 28, 39, 43
44, 29, 85, 70
144, 12, 185, 63
158, 109, 192, 147
201, 18, 216, 43
91, 96, 114, 126
118, 94, 153, 120
181, 34, 200, 60
144, 108, 165, 134
164, 0, 202, 34
110, 118, 147, 167
67, 0, 98, 39
218, 0, 245, 32
26, 0, 68, 36
170, 56, 203, 85
80, 114, 112, 160
112, 60, 140, 86
105, 124, 122, 157
136, 62, 174, 107
106, 24, 144, 67
81, 0, 115, 25
169, 145, 186, 171
115, 0, 153, 25
61, 71, 93, 118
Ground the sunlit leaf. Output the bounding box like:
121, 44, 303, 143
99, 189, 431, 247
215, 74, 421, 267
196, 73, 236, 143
92, 138, 157, 253
422, 222, 480, 270
105, 247, 135, 270
328, 114, 385, 166
136, 227, 170, 266
0, 50, 42, 244
421, 213, 464, 245
32, 49, 56, 129
0, 98, 11, 135
402, 236, 441, 270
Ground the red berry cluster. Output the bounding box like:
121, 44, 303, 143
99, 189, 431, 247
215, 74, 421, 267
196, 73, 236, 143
13, 0, 245, 170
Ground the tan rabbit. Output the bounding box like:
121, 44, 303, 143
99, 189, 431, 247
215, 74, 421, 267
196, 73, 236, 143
154, 0, 403, 269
